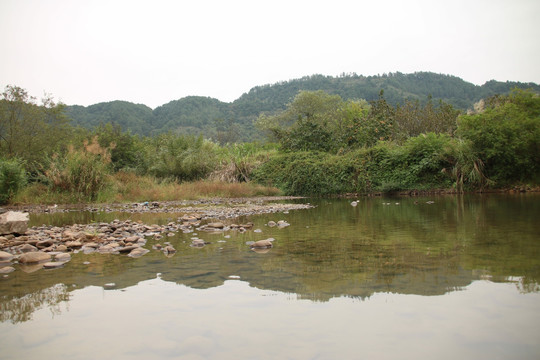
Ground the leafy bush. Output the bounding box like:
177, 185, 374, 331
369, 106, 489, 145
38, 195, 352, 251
0, 158, 27, 204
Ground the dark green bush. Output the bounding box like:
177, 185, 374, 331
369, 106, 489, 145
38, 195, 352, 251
0, 158, 27, 204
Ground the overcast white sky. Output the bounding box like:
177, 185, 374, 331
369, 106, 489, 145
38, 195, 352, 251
1, 0, 539, 108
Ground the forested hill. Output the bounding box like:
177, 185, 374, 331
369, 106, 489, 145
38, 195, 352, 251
65, 72, 540, 141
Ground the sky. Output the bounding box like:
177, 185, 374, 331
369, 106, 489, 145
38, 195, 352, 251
1, 0, 539, 109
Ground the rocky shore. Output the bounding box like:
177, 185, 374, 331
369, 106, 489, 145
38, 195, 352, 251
0, 197, 311, 276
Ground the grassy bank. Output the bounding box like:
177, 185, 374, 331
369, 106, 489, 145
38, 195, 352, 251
12, 172, 281, 205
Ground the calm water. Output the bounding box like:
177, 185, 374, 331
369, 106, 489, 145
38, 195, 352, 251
1, 194, 539, 359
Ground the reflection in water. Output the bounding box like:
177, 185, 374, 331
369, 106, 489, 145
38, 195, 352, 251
1, 194, 539, 322
1, 277, 540, 360
0, 284, 70, 323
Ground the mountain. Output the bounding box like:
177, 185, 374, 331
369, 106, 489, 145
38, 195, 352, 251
65, 72, 540, 141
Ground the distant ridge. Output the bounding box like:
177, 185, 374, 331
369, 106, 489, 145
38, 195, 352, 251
66, 72, 540, 141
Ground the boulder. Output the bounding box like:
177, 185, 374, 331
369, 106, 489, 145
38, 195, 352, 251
0, 211, 29, 235
18, 251, 52, 264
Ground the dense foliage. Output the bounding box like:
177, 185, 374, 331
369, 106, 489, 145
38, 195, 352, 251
0, 83, 538, 203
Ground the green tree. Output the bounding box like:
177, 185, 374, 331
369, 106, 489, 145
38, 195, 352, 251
456, 89, 540, 184
92, 123, 144, 172
0, 85, 71, 172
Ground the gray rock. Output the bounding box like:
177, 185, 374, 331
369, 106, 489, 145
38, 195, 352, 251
0, 211, 29, 235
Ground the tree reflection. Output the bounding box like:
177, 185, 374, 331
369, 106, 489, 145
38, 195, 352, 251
0, 284, 70, 323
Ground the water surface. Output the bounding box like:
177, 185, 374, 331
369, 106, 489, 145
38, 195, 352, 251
1, 194, 539, 359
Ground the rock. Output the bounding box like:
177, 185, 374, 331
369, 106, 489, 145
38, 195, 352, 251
0, 250, 14, 262
54, 253, 71, 262
267, 221, 276, 227
37, 239, 55, 249
118, 245, 139, 254
128, 247, 149, 258
250, 239, 273, 249
43, 261, 65, 269
190, 239, 206, 247
240, 222, 254, 229
0, 211, 29, 235
163, 245, 176, 254
277, 220, 290, 228
18, 251, 52, 264
207, 222, 224, 229
19, 244, 38, 253
56, 244, 68, 252
66, 240, 83, 249
82, 242, 99, 248
0, 266, 15, 274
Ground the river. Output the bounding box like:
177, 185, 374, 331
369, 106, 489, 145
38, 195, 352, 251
1, 194, 539, 359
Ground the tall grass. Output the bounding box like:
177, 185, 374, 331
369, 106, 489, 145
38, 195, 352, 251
112, 171, 280, 201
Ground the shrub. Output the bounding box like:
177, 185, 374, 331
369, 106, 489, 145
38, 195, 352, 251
0, 158, 27, 204
44, 137, 113, 200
